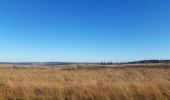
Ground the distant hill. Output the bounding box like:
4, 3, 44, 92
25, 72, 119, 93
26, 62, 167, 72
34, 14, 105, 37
0, 62, 75, 65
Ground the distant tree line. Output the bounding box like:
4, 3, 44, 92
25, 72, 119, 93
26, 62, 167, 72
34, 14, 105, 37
100, 60, 170, 65
101, 61, 113, 65
127, 60, 170, 64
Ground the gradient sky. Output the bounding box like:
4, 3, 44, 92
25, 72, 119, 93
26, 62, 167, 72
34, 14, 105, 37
0, 0, 170, 62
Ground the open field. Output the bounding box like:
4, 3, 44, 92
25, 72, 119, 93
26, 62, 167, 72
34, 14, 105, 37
0, 64, 169, 100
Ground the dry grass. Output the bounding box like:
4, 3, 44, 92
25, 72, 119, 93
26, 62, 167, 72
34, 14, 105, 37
0, 65, 169, 100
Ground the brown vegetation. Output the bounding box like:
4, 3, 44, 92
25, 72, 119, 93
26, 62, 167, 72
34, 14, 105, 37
0, 64, 169, 100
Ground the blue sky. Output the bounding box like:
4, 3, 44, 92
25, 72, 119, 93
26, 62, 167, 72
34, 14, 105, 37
0, 0, 170, 62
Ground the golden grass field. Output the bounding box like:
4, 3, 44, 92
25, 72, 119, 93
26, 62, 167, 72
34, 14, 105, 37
0, 64, 169, 100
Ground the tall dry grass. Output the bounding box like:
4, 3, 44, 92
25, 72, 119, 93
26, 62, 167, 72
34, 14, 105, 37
0, 66, 169, 100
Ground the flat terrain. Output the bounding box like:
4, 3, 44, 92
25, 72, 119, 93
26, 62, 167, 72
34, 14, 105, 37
0, 64, 169, 100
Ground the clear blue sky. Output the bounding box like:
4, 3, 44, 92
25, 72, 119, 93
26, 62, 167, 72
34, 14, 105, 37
0, 0, 170, 62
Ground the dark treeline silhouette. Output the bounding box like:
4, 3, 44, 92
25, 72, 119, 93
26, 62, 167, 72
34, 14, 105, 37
127, 60, 170, 64
101, 62, 113, 65
101, 60, 170, 65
